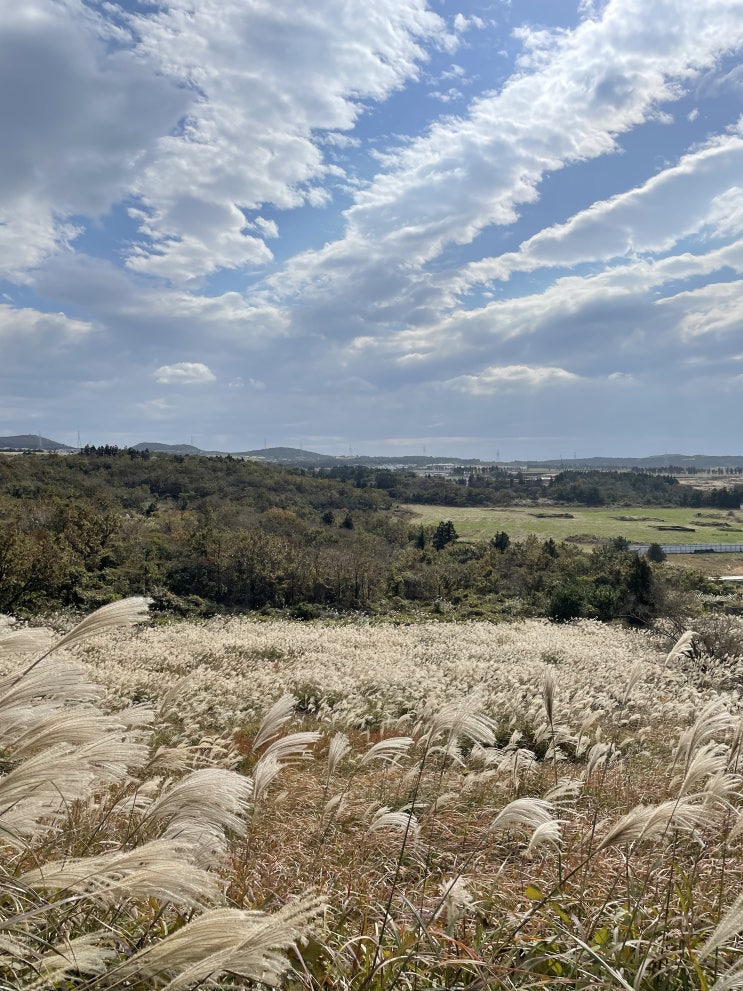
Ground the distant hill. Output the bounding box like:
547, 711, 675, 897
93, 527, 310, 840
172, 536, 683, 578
0, 435, 72, 451
4, 435, 743, 469
233, 447, 482, 467
520, 454, 743, 470
235, 446, 338, 464
132, 442, 202, 455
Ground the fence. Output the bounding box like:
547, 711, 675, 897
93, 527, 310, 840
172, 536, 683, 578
629, 542, 743, 554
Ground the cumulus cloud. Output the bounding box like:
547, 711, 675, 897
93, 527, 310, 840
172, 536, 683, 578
122, 0, 452, 283
154, 362, 216, 385
0, 0, 188, 276
0, 305, 92, 343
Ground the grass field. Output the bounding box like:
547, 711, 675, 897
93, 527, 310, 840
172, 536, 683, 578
5, 605, 743, 989
406, 502, 743, 546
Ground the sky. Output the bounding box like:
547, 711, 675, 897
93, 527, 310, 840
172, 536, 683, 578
1, 0, 743, 460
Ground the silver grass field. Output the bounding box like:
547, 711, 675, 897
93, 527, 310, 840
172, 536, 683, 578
3, 602, 743, 987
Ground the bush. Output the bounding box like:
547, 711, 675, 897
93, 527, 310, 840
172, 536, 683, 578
547, 582, 585, 622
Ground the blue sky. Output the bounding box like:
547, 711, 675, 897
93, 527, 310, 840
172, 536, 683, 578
1, 0, 743, 459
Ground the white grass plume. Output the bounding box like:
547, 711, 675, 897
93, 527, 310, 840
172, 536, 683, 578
7, 597, 151, 689
709, 963, 743, 991
542, 667, 556, 726
0, 627, 51, 657
252, 755, 282, 801
665, 629, 699, 666
585, 742, 616, 781
252, 693, 296, 751
524, 819, 563, 857
51, 596, 152, 653
146, 768, 253, 843
437, 876, 476, 933
367, 807, 420, 846
0, 933, 115, 990
674, 742, 729, 796
700, 893, 743, 960
29, 934, 115, 986
112, 894, 325, 989
544, 778, 583, 805
20, 838, 223, 908
359, 736, 413, 766
326, 732, 351, 779
676, 701, 735, 768
75, 733, 150, 783
489, 798, 554, 835
423, 693, 497, 749
621, 659, 644, 707
596, 797, 706, 851
0, 662, 100, 717
9, 710, 142, 760
0, 744, 97, 845
258, 731, 321, 767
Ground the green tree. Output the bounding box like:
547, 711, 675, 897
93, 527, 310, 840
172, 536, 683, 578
432, 520, 458, 551
646, 542, 667, 563
491, 531, 510, 552
548, 581, 585, 622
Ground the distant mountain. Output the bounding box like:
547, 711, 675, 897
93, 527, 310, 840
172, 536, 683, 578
0, 434, 73, 451
4, 436, 743, 470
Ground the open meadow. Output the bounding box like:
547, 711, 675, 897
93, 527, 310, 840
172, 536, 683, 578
407, 502, 743, 547
4, 603, 743, 988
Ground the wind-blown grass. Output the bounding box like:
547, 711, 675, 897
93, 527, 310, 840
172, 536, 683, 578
2, 606, 743, 988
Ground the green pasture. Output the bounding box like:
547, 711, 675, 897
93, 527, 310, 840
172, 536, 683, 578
404, 503, 743, 546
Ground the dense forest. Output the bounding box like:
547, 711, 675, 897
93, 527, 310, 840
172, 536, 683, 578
0, 450, 725, 623
319, 464, 743, 508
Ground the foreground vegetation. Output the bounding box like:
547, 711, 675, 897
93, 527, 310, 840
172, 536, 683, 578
3, 602, 743, 988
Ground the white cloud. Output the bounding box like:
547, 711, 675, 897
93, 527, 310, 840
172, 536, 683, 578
136, 399, 173, 417
456, 127, 743, 287
659, 280, 743, 339
262, 0, 743, 340
0, 0, 188, 276
154, 362, 216, 385
445, 365, 580, 394
122, 0, 452, 283
0, 304, 92, 345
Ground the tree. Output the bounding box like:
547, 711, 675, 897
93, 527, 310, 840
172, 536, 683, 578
432, 520, 458, 551
548, 581, 585, 622
491, 531, 510, 552
542, 537, 558, 558
646, 542, 667, 563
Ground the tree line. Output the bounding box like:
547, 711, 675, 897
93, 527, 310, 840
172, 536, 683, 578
0, 452, 716, 623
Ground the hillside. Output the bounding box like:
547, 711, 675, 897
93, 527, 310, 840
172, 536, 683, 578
0, 434, 72, 451
0, 449, 720, 623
